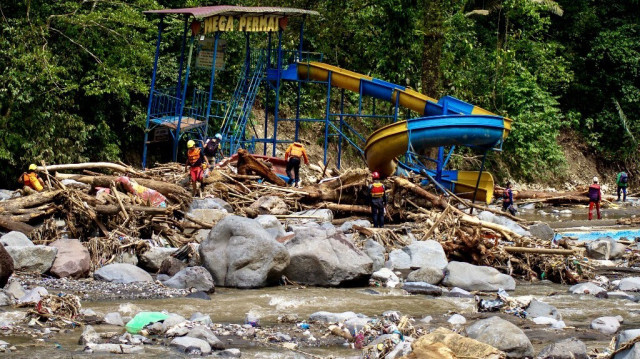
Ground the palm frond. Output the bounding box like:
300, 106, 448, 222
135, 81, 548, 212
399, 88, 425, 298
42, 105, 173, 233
613, 98, 638, 145
465, 9, 490, 16
531, 0, 564, 16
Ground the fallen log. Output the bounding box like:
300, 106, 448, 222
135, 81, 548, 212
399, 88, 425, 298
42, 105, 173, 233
318, 202, 371, 214
0, 190, 62, 213
38, 162, 138, 175
237, 149, 286, 186
0, 216, 35, 235
495, 186, 616, 204
503, 247, 574, 256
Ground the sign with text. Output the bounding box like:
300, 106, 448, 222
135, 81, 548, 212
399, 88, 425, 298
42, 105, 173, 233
203, 15, 286, 33
196, 38, 226, 70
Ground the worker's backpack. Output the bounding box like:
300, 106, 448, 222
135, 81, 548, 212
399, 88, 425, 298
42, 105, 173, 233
620, 172, 628, 184
204, 138, 218, 157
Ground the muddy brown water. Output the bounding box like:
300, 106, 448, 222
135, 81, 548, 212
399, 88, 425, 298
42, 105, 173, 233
4, 281, 640, 358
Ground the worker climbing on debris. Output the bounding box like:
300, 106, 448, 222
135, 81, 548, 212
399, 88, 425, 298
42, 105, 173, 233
202, 133, 222, 166
368, 171, 387, 228
588, 176, 602, 220
185, 140, 205, 196
18, 164, 45, 194
617, 171, 628, 202
502, 181, 517, 216
284, 141, 309, 188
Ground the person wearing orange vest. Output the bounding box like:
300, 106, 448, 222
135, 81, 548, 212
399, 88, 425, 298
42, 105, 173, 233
502, 181, 517, 215
588, 176, 602, 220
368, 171, 387, 228
284, 142, 309, 188
18, 164, 45, 194
185, 140, 205, 196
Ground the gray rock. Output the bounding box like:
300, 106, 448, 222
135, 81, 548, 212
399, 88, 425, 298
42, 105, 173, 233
290, 209, 333, 223
526, 299, 561, 320
309, 311, 359, 323
4, 281, 25, 299
443, 261, 516, 291
586, 240, 611, 260
49, 238, 91, 278
170, 336, 211, 354
139, 247, 177, 272
467, 316, 534, 358
371, 268, 400, 287
190, 198, 231, 212
619, 278, 640, 292
104, 312, 124, 326
0, 189, 13, 201
591, 316, 620, 335
345, 317, 370, 333
0, 291, 13, 306
6, 245, 57, 273
448, 314, 467, 325
115, 252, 138, 266
94, 263, 153, 284
162, 266, 215, 292
162, 314, 187, 332
608, 291, 636, 300
189, 209, 229, 226
0, 231, 33, 247
447, 287, 473, 298
364, 239, 386, 272
275, 332, 291, 341
187, 325, 224, 349
249, 196, 289, 215
186, 291, 211, 300
79, 325, 100, 345
407, 266, 444, 285
386, 341, 412, 359
529, 223, 555, 241
569, 282, 606, 296
387, 240, 448, 271
283, 226, 372, 286
339, 219, 372, 232
190, 313, 213, 325
614, 344, 640, 359
536, 337, 588, 359
402, 282, 443, 296
616, 329, 640, 350
200, 216, 290, 288
477, 211, 530, 236
17, 286, 48, 305
256, 215, 286, 239
217, 348, 241, 358
194, 229, 211, 243
158, 257, 187, 277
85, 343, 140, 354
600, 237, 627, 259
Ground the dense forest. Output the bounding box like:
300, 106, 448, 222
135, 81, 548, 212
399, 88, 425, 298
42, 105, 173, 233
1, 0, 638, 187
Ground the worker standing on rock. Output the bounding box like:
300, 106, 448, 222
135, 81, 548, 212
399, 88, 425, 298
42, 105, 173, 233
502, 182, 517, 216
202, 133, 222, 166
369, 171, 387, 228
616, 171, 628, 202
18, 164, 44, 194
588, 176, 602, 220
284, 142, 309, 188
185, 140, 205, 196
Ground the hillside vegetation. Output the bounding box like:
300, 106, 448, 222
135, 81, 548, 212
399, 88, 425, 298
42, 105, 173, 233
1, 0, 638, 186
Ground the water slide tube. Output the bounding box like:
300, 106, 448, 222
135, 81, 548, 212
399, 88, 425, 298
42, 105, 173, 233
296, 62, 512, 203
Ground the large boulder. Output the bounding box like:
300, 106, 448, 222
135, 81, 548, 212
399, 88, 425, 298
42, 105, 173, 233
0, 245, 14, 288
591, 316, 621, 335
255, 215, 286, 239
339, 219, 372, 233
170, 336, 211, 355
162, 266, 214, 293
5, 245, 57, 274
614, 329, 640, 359
387, 240, 448, 271
158, 257, 187, 276
403, 282, 443, 296
187, 326, 224, 350
364, 239, 385, 272
283, 225, 372, 286
0, 231, 33, 247
94, 263, 153, 284
586, 240, 611, 260
407, 266, 444, 285
188, 209, 229, 226
406, 327, 504, 359
138, 247, 177, 273
199, 216, 290, 288
526, 299, 561, 321
536, 338, 588, 359
529, 223, 555, 241
49, 238, 90, 278
467, 316, 534, 358
249, 196, 288, 215
619, 278, 640, 292
569, 282, 606, 296
442, 261, 516, 291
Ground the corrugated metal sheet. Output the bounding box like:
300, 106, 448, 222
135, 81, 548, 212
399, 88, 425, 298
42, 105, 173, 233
144, 6, 319, 18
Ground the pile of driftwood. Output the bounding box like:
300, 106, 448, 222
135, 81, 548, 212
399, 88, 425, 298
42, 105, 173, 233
0, 154, 595, 283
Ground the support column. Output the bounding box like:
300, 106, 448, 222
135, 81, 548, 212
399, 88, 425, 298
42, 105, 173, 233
142, 16, 164, 169
470, 150, 489, 214
271, 29, 283, 157
264, 32, 272, 156
175, 16, 189, 100
172, 34, 195, 162
204, 32, 220, 138
338, 88, 345, 169
324, 72, 332, 165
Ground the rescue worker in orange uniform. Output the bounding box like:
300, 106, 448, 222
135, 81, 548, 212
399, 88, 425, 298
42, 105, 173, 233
368, 171, 387, 228
185, 140, 205, 196
588, 176, 602, 220
284, 142, 309, 188
18, 164, 45, 194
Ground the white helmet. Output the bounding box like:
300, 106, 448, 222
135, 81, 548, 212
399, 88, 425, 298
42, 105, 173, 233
593, 176, 598, 183
215, 133, 222, 140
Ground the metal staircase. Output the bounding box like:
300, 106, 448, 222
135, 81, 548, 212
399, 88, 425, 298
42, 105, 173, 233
219, 50, 266, 156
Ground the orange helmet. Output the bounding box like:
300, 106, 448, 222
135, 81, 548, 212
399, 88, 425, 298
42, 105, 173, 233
372, 171, 380, 179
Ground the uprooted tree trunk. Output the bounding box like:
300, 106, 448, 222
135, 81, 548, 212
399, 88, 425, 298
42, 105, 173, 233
236, 149, 286, 186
